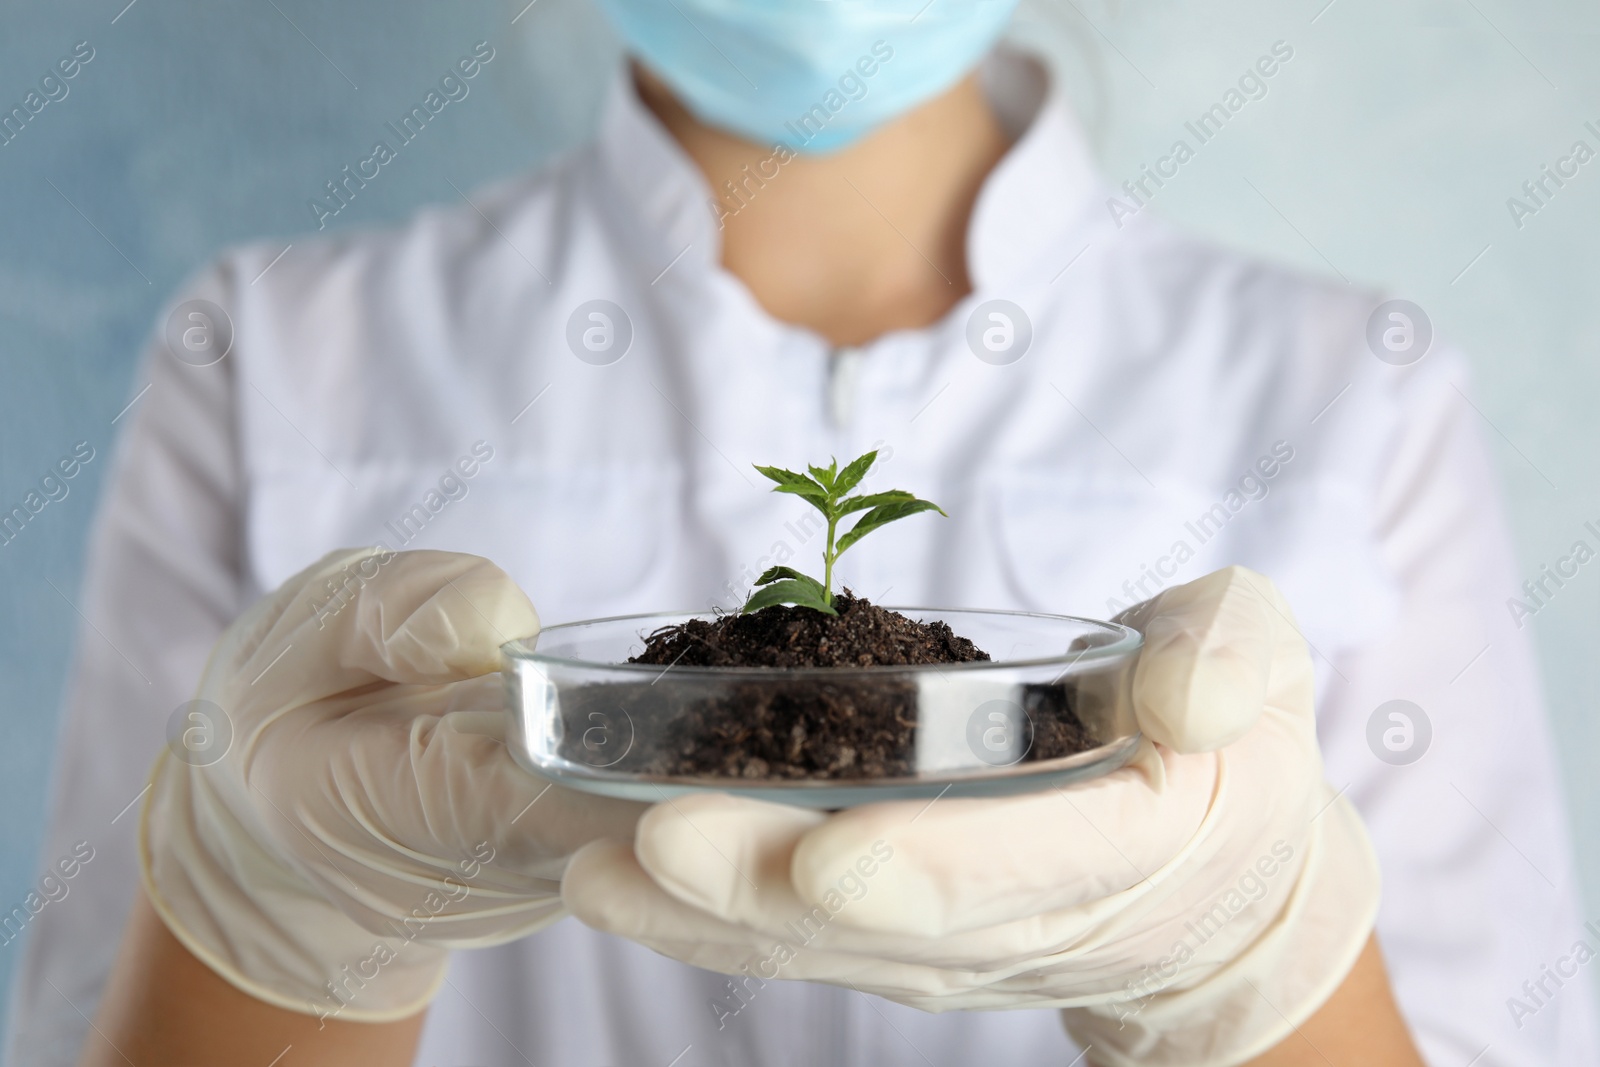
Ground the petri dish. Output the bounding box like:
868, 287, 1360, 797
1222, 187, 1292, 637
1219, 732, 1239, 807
503, 607, 1142, 809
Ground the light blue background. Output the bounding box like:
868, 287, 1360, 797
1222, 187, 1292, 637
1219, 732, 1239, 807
2, 0, 1596, 1026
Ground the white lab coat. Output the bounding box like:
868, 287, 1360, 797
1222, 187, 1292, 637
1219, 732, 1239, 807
6, 49, 1595, 1067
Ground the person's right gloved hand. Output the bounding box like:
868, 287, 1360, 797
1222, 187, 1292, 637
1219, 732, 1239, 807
141, 547, 646, 1024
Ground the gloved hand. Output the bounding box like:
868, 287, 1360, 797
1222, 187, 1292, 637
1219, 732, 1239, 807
141, 548, 646, 1023
561, 566, 1380, 1067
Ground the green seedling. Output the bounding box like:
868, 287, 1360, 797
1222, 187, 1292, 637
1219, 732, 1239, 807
742, 450, 944, 616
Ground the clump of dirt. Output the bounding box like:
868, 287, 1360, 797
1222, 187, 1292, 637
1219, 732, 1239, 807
554, 593, 1094, 781
628, 591, 990, 669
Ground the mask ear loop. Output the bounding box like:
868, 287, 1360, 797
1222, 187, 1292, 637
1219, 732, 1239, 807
1009, 0, 1112, 151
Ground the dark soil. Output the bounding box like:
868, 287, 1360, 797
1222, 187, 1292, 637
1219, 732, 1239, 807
554, 593, 1096, 781
628, 591, 990, 669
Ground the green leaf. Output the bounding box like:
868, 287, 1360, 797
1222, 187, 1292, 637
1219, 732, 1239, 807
742, 579, 838, 615
835, 498, 945, 555
771, 481, 831, 507
755, 464, 829, 512
754, 464, 821, 492
835, 489, 915, 515
752, 566, 825, 595
831, 450, 878, 498
807, 460, 838, 492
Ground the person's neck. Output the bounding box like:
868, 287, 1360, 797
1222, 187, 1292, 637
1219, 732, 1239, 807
635, 64, 1011, 348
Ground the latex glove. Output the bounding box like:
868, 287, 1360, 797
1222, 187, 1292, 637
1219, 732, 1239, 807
142, 548, 645, 1023
561, 566, 1379, 1067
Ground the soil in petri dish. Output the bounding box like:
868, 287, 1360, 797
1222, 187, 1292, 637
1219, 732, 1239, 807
552, 593, 1095, 781
617, 593, 984, 778
629, 591, 988, 670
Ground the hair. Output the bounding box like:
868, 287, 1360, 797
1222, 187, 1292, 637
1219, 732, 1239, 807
1009, 0, 1114, 148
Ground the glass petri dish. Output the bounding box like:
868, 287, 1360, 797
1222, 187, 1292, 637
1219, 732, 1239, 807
502, 608, 1143, 809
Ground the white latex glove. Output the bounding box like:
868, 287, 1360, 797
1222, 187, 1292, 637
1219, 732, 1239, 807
561, 566, 1380, 1067
141, 548, 645, 1023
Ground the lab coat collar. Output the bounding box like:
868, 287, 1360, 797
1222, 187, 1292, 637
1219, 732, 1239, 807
594, 68, 722, 272
966, 48, 1105, 291
593, 45, 1105, 295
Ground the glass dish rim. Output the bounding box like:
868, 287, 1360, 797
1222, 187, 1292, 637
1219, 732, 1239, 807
500, 605, 1143, 679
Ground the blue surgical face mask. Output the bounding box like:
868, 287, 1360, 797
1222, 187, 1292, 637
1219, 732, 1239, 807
595, 0, 1021, 154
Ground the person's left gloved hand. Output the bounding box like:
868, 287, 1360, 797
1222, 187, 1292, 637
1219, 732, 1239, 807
561, 567, 1381, 1067
142, 547, 647, 1023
